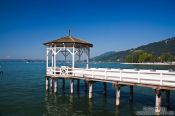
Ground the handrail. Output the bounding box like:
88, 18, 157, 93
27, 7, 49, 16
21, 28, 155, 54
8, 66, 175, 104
47, 67, 175, 87
73, 68, 175, 87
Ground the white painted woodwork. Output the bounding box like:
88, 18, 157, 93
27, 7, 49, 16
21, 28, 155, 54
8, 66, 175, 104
155, 90, 161, 114
54, 79, 58, 93
70, 79, 74, 94
46, 78, 49, 91
89, 81, 93, 99
116, 86, 120, 106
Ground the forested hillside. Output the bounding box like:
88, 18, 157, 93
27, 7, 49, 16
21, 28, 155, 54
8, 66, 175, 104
92, 37, 175, 62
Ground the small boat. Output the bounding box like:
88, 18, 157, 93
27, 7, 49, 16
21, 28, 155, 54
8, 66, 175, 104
24, 59, 30, 64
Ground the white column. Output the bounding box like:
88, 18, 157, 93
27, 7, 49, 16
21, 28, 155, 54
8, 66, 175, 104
155, 89, 161, 114
51, 48, 54, 74
65, 48, 66, 62
54, 46, 56, 75
70, 79, 74, 94
52, 48, 54, 67
46, 48, 49, 69
54, 79, 58, 93
89, 81, 93, 99
72, 46, 75, 69
116, 85, 120, 106
46, 77, 49, 91
50, 78, 53, 89
86, 48, 90, 69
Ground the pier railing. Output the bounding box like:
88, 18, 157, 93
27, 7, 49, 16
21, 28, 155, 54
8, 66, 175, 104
47, 67, 175, 87
74, 68, 175, 87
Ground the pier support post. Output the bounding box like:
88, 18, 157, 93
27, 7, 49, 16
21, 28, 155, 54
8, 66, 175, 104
77, 79, 80, 92
155, 89, 161, 114
166, 90, 170, 110
70, 79, 74, 95
129, 86, 133, 102
54, 79, 58, 93
89, 81, 93, 99
46, 77, 49, 91
103, 82, 107, 96
50, 78, 53, 89
116, 85, 120, 107
84, 80, 87, 92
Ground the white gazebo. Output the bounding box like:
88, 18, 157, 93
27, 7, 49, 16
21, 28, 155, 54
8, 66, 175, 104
43, 33, 93, 76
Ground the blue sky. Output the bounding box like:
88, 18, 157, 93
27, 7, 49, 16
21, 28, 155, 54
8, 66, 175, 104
0, 0, 175, 59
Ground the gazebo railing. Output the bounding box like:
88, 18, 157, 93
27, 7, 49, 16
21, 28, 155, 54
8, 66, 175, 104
47, 66, 73, 76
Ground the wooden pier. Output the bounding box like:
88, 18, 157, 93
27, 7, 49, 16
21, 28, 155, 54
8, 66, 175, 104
46, 67, 175, 113
44, 33, 175, 114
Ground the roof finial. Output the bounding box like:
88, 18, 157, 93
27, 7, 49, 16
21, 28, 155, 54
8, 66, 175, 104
69, 29, 71, 37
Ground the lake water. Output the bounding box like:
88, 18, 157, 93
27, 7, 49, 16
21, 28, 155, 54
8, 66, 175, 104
0, 60, 175, 116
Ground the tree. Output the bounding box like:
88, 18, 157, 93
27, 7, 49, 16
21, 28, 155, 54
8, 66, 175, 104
125, 55, 133, 63
160, 53, 174, 62
125, 50, 156, 63
125, 50, 144, 63
138, 52, 155, 63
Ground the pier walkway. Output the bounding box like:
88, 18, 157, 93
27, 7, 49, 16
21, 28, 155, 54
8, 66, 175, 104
47, 67, 175, 89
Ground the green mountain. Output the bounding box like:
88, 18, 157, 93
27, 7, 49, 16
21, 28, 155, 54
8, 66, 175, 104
92, 37, 175, 62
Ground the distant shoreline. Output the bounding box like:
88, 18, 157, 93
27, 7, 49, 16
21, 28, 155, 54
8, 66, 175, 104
122, 62, 175, 65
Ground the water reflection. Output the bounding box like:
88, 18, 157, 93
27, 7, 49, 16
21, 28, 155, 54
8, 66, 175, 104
44, 93, 75, 115
69, 95, 73, 104
44, 92, 91, 116
88, 99, 92, 113
116, 106, 120, 116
